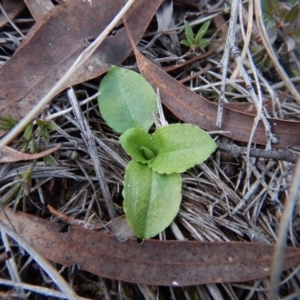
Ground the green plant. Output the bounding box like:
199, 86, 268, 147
0, 116, 18, 131
262, 0, 300, 51
180, 20, 210, 51
0, 170, 31, 208
22, 120, 57, 165
0, 116, 57, 165
98, 66, 216, 239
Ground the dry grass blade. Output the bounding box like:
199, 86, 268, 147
0, 219, 80, 299
124, 19, 300, 147
231, 0, 253, 79
0, 279, 91, 299
68, 87, 115, 219
0, 1, 24, 37
270, 156, 300, 298
1, 231, 25, 297
254, 0, 300, 105
0, 0, 25, 29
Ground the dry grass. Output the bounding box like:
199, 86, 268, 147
0, 1, 300, 299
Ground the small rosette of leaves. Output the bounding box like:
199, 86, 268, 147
120, 123, 217, 174
120, 124, 216, 239
99, 66, 217, 239
262, 0, 300, 51
0, 116, 17, 131
119, 128, 157, 164
180, 20, 210, 51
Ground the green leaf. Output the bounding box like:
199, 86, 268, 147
36, 119, 47, 127
21, 170, 32, 196
39, 127, 50, 144
23, 123, 33, 141
123, 160, 182, 239
195, 38, 210, 49
265, 18, 276, 28
184, 21, 194, 43
20, 170, 31, 182
293, 24, 300, 35
98, 66, 157, 133
120, 128, 157, 164
261, 0, 274, 15
194, 21, 210, 43
270, 0, 279, 5
140, 146, 156, 160
272, 2, 282, 14
47, 122, 57, 131
284, 4, 300, 23
149, 124, 217, 174
36, 120, 56, 131
0, 183, 23, 208
43, 155, 56, 166
0, 116, 17, 131
180, 39, 192, 47
29, 138, 35, 153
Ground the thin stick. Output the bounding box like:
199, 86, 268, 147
153, 88, 168, 128
1, 231, 25, 297
217, 0, 239, 128
217, 142, 298, 163
45, 92, 100, 121
0, 219, 80, 299
0, 278, 91, 299
231, 0, 253, 80
0, 0, 135, 149
254, 0, 300, 105
269, 157, 300, 299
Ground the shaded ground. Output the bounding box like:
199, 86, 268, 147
0, 0, 300, 299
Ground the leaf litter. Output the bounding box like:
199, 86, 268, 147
0, 0, 300, 299
2, 207, 300, 287
0, 0, 164, 123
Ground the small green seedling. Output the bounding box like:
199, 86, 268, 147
0, 118, 56, 209
261, 0, 300, 52
98, 66, 216, 239
0, 170, 31, 209
22, 120, 57, 165
0, 116, 18, 131
180, 20, 210, 51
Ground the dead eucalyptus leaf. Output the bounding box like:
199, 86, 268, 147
1, 208, 300, 286
124, 20, 300, 148
23, 0, 55, 21
0, 0, 163, 124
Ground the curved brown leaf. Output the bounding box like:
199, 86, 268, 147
23, 0, 55, 21
0, 0, 25, 29
123, 21, 300, 147
1, 208, 300, 287
0, 0, 163, 122
142, 60, 300, 148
